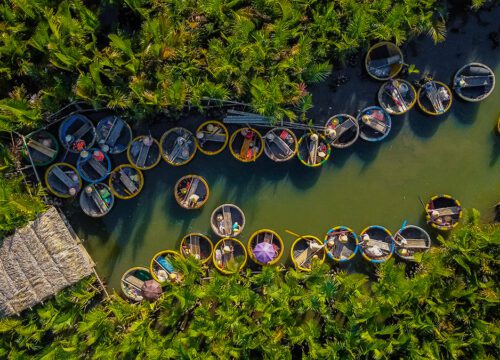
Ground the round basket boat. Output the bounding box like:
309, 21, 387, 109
160, 127, 197, 166
324, 226, 359, 262
79, 183, 114, 217
127, 135, 161, 170
22, 130, 59, 166
59, 114, 96, 153
453, 62, 495, 102
357, 106, 392, 142
210, 204, 246, 237
417, 81, 453, 116
378, 79, 417, 115
109, 164, 143, 200
195, 120, 229, 156
425, 194, 463, 231
76, 148, 111, 183
291, 235, 325, 271
247, 229, 284, 266
359, 226, 394, 263
365, 42, 404, 81
394, 225, 431, 261
229, 127, 264, 162
45, 162, 82, 198
121, 267, 153, 302
150, 250, 184, 285
95, 116, 132, 154
324, 114, 359, 149
213, 238, 248, 274
263, 128, 298, 162
180, 233, 213, 265
174, 175, 209, 209
297, 133, 331, 167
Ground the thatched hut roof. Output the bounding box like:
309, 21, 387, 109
0, 206, 95, 317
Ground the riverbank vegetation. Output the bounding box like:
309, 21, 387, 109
0, 211, 498, 359
0, 0, 489, 130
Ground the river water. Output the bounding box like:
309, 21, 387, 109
66, 7, 499, 290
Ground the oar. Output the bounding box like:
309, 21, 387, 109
394, 220, 408, 246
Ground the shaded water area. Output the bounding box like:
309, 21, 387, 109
65, 8, 499, 290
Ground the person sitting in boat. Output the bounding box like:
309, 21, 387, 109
217, 214, 225, 233
232, 222, 241, 235
188, 194, 199, 207
72, 139, 86, 152
93, 150, 104, 162
317, 143, 327, 158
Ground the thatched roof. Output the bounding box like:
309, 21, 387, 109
0, 206, 95, 317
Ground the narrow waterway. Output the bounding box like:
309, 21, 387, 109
66, 7, 499, 290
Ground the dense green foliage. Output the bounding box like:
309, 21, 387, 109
0, 144, 46, 236
0, 0, 457, 129
0, 211, 498, 359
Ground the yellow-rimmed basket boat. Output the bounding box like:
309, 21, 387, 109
247, 229, 284, 266
365, 42, 404, 80
324, 114, 359, 149
297, 132, 331, 167
150, 250, 184, 285
196, 120, 229, 155
174, 175, 209, 209
229, 127, 264, 162
45, 162, 82, 198
425, 194, 462, 231
378, 79, 417, 115
394, 225, 431, 261
417, 80, 453, 116
212, 238, 248, 274
180, 233, 213, 264
263, 128, 298, 162
121, 266, 153, 302
160, 127, 197, 166
291, 235, 325, 271
210, 204, 246, 237
80, 183, 114, 217
324, 226, 359, 262
109, 164, 144, 200
359, 226, 394, 263
127, 135, 161, 170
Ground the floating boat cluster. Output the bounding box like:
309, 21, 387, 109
121, 194, 463, 302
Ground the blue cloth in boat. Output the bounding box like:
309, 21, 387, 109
157, 256, 174, 273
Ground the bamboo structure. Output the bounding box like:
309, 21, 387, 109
0, 207, 96, 317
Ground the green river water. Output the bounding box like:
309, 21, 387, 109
66, 9, 499, 290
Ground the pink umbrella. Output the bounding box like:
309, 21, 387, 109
141, 280, 162, 301
253, 242, 276, 264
